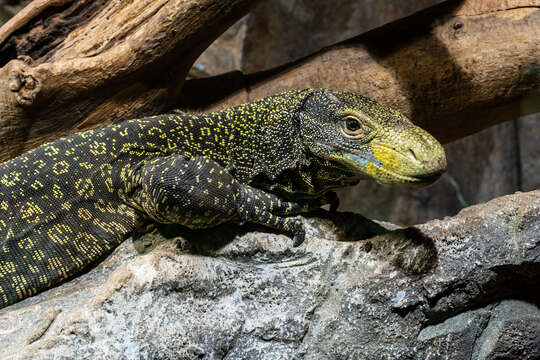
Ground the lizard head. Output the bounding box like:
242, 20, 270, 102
298, 89, 446, 188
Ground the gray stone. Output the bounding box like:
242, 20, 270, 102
417, 300, 540, 360
417, 306, 492, 358
0, 190, 538, 359
473, 300, 540, 360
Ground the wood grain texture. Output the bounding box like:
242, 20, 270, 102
0, 0, 262, 161
181, 0, 540, 144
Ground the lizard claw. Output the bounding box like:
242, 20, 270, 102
292, 230, 305, 247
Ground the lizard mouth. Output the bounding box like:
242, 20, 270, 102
341, 151, 444, 188
373, 166, 444, 187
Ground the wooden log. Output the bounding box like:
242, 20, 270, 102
0, 0, 261, 161
180, 0, 540, 144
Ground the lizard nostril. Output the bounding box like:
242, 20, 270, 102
408, 149, 418, 161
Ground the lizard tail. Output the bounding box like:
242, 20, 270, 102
0, 209, 135, 309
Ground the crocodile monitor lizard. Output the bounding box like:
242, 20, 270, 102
0, 89, 446, 308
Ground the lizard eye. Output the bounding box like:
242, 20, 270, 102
341, 116, 372, 138
345, 118, 361, 132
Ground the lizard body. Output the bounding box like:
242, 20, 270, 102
0, 89, 446, 308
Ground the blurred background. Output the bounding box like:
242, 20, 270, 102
2, 0, 538, 225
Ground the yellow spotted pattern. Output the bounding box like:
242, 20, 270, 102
0, 89, 445, 309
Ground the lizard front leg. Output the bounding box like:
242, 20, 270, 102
134, 155, 308, 245
234, 185, 307, 246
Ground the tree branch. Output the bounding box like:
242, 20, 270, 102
0, 0, 262, 161
180, 0, 540, 144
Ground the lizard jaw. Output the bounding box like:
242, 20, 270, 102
370, 164, 445, 188
342, 152, 444, 187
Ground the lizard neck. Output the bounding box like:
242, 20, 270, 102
125, 89, 312, 184
224, 89, 313, 183
162, 89, 358, 197
116, 89, 315, 188
250, 154, 362, 200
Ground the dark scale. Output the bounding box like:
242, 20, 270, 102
0, 89, 446, 308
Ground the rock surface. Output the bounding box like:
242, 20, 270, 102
0, 190, 538, 359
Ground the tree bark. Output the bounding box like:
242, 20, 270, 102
0, 0, 262, 162
181, 0, 540, 144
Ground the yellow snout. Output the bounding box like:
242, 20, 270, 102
370, 126, 447, 187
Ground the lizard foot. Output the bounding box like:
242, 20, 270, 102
290, 218, 306, 247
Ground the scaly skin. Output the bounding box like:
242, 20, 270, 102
0, 89, 446, 308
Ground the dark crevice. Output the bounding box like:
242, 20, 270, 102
514, 119, 523, 191
0, 0, 108, 67
463, 5, 540, 17
422, 262, 540, 327
469, 306, 495, 360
